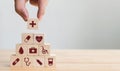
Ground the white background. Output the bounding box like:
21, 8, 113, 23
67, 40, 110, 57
0, 0, 120, 49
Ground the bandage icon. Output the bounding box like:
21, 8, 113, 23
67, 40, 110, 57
12, 58, 20, 66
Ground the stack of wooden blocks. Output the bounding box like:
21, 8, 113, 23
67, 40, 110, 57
10, 19, 56, 71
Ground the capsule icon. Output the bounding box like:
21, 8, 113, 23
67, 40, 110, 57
24, 35, 31, 43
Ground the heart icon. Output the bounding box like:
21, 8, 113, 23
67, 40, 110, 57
36, 36, 43, 42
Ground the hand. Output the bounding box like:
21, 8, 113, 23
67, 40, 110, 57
14, 0, 48, 21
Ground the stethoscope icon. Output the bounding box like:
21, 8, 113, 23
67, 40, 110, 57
24, 57, 31, 66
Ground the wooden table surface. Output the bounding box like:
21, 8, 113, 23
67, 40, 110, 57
1, 49, 120, 71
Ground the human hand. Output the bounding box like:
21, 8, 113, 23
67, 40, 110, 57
14, 0, 48, 21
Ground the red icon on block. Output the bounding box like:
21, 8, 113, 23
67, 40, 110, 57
19, 47, 24, 54
36, 59, 43, 65
41, 46, 48, 54
24, 57, 31, 66
30, 21, 36, 27
24, 35, 31, 43
12, 58, 20, 66
48, 58, 53, 66
29, 47, 37, 54
36, 36, 43, 42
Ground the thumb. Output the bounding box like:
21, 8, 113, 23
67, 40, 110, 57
37, 7, 45, 21
37, 0, 47, 20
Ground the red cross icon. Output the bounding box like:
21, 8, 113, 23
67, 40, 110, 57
30, 21, 36, 27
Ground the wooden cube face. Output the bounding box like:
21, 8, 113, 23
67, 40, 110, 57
45, 54, 56, 68
10, 54, 22, 67
32, 56, 45, 67
16, 44, 28, 56
22, 56, 45, 68
22, 33, 34, 44
34, 34, 44, 44
27, 45, 39, 56
22, 56, 33, 67
27, 18, 39, 30
38, 44, 50, 56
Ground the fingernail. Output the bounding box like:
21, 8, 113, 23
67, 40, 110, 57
24, 15, 28, 21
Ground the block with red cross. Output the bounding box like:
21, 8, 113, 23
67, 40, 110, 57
27, 18, 39, 30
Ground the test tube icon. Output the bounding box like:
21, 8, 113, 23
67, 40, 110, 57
24, 35, 31, 43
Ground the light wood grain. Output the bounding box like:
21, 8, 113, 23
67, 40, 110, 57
0, 49, 120, 71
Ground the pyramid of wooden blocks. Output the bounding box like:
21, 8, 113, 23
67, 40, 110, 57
10, 19, 56, 71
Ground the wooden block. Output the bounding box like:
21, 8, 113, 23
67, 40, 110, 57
32, 56, 45, 67
16, 44, 28, 56
22, 56, 45, 68
27, 18, 39, 30
22, 56, 34, 67
38, 43, 50, 56
10, 54, 22, 67
34, 34, 44, 44
45, 54, 56, 68
27, 44, 39, 56
22, 33, 34, 44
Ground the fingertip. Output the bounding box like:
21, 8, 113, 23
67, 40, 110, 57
24, 18, 28, 21
37, 13, 40, 20
23, 8, 29, 21
22, 14, 28, 21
